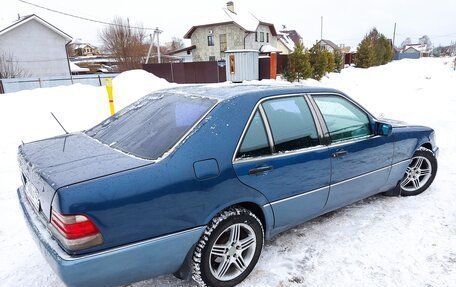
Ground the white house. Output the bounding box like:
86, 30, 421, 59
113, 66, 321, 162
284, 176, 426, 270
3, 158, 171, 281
0, 14, 72, 77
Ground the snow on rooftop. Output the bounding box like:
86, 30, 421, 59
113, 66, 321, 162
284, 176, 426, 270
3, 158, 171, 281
259, 44, 281, 53
278, 33, 295, 52
69, 62, 89, 73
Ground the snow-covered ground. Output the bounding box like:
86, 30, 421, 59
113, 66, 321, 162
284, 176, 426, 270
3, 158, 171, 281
1, 58, 455, 287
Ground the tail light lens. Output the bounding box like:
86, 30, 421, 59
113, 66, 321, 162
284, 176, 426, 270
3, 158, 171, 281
50, 210, 103, 251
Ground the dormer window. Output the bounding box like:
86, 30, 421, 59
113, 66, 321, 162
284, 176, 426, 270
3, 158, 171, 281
260, 32, 265, 42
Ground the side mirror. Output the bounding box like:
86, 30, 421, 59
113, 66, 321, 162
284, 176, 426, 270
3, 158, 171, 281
376, 122, 393, 136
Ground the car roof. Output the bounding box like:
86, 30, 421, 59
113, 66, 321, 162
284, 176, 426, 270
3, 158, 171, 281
160, 84, 343, 102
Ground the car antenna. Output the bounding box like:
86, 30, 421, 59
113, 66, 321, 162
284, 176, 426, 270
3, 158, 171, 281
50, 112, 68, 134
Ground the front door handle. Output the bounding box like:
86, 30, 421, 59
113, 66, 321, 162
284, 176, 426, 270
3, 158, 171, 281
332, 150, 348, 158
249, 165, 273, 176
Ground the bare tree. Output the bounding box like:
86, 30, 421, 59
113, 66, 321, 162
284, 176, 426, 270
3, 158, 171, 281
99, 17, 148, 72
0, 51, 30, 78
167, 37, 185, 52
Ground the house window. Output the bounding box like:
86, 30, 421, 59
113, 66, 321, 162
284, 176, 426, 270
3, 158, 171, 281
220, 34, 227, 52
186, 50, 191, 55
209, 56, 216, 61
266, 33, 269, 43
208, 35, 214, 46
260, 32, 265, 42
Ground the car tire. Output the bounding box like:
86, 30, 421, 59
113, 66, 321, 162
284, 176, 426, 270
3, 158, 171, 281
399, 147, 437, 196
192, 207, 264, 287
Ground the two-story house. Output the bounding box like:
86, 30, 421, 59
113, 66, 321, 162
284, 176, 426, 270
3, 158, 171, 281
183, 1, 279, 62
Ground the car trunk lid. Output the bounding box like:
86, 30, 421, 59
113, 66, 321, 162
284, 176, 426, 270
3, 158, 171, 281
18, 132, 152, 220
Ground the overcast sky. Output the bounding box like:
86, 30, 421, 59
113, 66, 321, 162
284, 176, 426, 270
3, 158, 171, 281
1, 0, 455, 49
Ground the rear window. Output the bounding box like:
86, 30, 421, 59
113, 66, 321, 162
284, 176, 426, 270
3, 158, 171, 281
86, 92, 217, 160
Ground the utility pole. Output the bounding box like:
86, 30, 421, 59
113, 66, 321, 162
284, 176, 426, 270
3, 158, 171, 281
155, 27, 162, 63
145, 33, 156, 64
320, 16, 323, 41
392, 22, 397, 47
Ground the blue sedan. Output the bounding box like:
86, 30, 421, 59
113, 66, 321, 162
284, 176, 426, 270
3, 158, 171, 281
17, 85, 438, 287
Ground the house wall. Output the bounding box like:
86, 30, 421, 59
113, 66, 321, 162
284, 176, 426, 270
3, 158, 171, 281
277, 40, 291, 54
172, 50, 193, 62
244, 24, 277, 51
190, 23, 278, 62
0, 19, 70, 77
190, 23, 245, 62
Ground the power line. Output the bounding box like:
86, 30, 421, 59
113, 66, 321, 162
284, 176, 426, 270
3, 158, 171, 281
18, 0, 159, 31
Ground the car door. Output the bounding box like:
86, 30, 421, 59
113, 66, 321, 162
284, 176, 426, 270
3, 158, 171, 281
310, 94, 394, 211
233, 95, 331, 232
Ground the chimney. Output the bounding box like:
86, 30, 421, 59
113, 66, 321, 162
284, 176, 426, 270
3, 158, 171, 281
226, 1, 235, 13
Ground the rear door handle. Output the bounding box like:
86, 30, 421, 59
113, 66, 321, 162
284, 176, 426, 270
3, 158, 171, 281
249, 166, 273, 176
332, 150, 348, 158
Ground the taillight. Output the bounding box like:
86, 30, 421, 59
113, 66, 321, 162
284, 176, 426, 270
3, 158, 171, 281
50, 210, 103, 251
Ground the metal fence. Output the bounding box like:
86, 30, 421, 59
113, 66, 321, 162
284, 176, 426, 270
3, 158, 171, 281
143, 61, 226, 84
0, 74, 119, 94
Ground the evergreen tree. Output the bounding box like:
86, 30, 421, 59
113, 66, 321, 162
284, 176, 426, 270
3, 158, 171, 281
356, 28, 393, 68
334, 49, 344, 72
355, 37, 374, 68
284, 42, 312, 82
309, 44, 328, 80
324, 50, 335, 73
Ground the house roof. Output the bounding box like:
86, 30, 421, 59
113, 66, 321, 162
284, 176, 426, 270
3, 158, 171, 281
259, 44, 281, 53
319, 39, 340, 50
0, 14, 72, 41
279, 30, 302, 46
167, 45, 196, 55
183, 6, 277, 39
404, 44, 428, 53
278, 37, 294, 52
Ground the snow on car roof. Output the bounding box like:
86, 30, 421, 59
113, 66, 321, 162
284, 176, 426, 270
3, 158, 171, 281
157, 83, 341, 102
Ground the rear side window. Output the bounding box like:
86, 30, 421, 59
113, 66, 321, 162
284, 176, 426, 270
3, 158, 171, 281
313, 95, 372, 143
86, 93, 216, 160
237, 111, 271, 159
262, 96, 319, 152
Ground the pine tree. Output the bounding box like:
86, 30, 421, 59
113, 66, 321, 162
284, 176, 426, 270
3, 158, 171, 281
284, 42, 312, 82
309, 43, 328, 80
324, 50, 335, 73
334, 49, 344, 72
355, 37, 374, 68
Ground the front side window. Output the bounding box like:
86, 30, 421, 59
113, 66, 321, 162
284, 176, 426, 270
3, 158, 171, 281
313, 95, 372, 143
220, 34, 227, 52
262, 97, 319, 153
260, 32, 265, 42
237, 111, 271, 159
87, 93, 217, 160
208, 35, 214, 46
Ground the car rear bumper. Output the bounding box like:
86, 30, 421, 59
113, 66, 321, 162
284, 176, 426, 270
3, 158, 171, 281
17, 186, 205, 287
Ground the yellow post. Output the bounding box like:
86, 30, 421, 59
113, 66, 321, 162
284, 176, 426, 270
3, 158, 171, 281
104, 78, 115, 115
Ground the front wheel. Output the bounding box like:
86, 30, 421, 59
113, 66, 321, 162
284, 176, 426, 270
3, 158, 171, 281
192, 207, 264, 287
400, 147, 437, 196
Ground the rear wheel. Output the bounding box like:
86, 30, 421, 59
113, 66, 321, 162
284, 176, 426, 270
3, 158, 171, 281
192, 207, 263, 287
400, 148, 437, 196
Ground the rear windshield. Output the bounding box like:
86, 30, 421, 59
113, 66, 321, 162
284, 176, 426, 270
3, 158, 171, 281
86, 92, 217, 160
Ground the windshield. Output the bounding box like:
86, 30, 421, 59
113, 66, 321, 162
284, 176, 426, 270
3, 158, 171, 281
86, 92, 217, 160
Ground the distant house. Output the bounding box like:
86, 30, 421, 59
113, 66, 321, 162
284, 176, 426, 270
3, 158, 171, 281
183, 1, 278, 62
71, 43, 99, 57
317, 39, 341, 52
277, 30, 302, 54
167, 45, 196, 62
0, 14, 72, 77
395, 44, 431, 60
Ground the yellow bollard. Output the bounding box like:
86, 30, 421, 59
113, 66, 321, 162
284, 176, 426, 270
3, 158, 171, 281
104, 78, 115, 116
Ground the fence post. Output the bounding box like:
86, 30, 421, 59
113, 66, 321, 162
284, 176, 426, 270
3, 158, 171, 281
0, 80, 4, 94
38, 78, 42, 88
170, 62, 174, 82
104, 78, 115, 116
98, 75, 102, 86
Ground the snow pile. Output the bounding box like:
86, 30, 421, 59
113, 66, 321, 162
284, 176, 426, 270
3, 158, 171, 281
112, 69, 173, 109
0, 58, 455, 287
